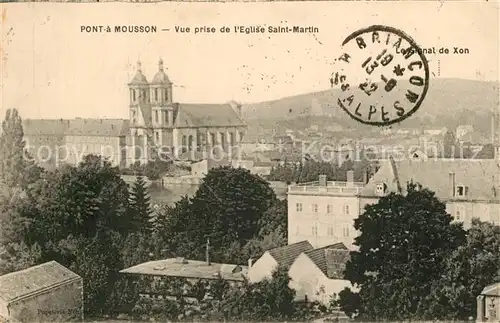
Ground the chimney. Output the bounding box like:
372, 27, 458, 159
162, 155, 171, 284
206, 239, 211, 266
319, 174, 327, 186
248, 258, 253, 268
347, 170, 354, 184
449, 172, 456, 197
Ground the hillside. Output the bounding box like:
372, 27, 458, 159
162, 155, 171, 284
241, 78, 499, 134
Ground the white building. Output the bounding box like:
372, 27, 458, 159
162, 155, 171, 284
287, 172, 366, 249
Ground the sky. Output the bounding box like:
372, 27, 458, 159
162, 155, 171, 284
0, 1, 499, 119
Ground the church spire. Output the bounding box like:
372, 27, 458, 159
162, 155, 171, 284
158, 58, 164, 71
137, 60, 142, 72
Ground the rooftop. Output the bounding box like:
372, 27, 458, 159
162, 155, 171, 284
119, 258, 248, 282
288, 181, 365, 196
0, 261, 81, 304
303, 243, 350, 280
360, 158, 500, 201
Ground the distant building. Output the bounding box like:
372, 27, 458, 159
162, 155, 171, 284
23, 59, 247, 169
288, 242, 355, 305
287, 172, 367, 249
359, 158, 500, 228
247, 240, 313, 283
0, 261, 83, 323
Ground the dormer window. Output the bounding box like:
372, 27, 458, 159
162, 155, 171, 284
455, 185, 468, 197
375, 183, 387, 195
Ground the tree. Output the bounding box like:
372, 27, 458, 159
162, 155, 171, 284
340, 182, 466, 320
129, 176, 153, 233
418, 219, 500, 320
21, 155, 132, 315
0, 109, 43, 188
0, 109, 27, 187
220, 267, 298, 321
160, 166, 277, 263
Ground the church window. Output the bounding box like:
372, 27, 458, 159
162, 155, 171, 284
155, 111, 159, 123
239, 131, 244, 142
142, 90, 147, 101
155, 132, 159, 142
188, 135, 193, 151
154, 88, 158, 101
132, 90, 136, 102
165, 89, 168, 102
165, 111, 169, 124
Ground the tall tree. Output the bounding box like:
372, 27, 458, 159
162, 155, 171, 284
129, 176, 153, 233
0, 108, 42, 188
339, 182, 466, 320
160, 166, 276, 263
418, 219, 500, 320
22, 155, 131, 315
0, 109, 26, 187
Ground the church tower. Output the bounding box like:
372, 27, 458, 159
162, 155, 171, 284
128, 60, 151, 164
150, 58, 175, 151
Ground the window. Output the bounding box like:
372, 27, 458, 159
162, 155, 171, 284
296, 203, 303, 212
327, 225, 334, 236
155, 132, 159, 142
132, 89, 136, 101
155, 111, 159, 123
327, 204, 333, 214
165, 111, 169, 124
312, 224, 318, 236
455, 185, 468, 197
455, 205, 466, 221
165, 89, 168, 102
312, 204, 318, 213
154, 88, 158, 101
142, 90, 147, 100
344, 204, 350, 215
342, 225, 350, 237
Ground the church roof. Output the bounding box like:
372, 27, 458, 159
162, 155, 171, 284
129, 61, 148, 85
152, 70, 170, 84
130, 71, 148, 85
174, 103, 246, 128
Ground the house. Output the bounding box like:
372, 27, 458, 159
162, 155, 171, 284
359, 158, 500, 229
247, 240, 313, 283
0, 261, 83, 322
288, 243, 354, 305
476, 282, 500, 322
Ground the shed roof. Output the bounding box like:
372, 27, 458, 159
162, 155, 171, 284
120, 258, 247, 282
0, 261, 81, 304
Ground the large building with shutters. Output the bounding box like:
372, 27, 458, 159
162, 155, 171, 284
23, 59, 247, 169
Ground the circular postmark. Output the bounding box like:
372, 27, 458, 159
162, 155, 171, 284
330, 25, 430, 126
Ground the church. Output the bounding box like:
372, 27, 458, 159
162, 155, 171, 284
23, 59, 247, 169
